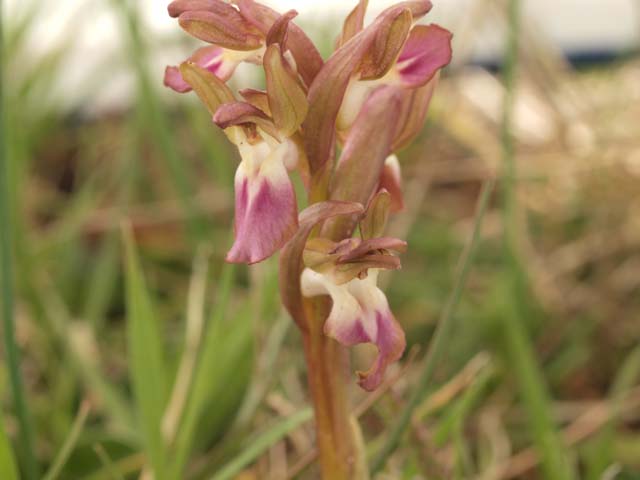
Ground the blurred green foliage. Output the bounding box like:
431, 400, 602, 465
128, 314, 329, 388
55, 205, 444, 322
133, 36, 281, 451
1, 0, 640, 479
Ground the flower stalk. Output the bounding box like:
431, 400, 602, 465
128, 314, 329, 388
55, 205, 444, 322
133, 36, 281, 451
302, 298, 360, 479
164, 0, 452, 476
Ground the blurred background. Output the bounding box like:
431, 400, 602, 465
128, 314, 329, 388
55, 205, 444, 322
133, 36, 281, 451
1, 0, 640, 478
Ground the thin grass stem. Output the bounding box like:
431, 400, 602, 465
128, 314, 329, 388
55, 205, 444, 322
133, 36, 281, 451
92, 444, 126, 480
371, 177, 496, 473
499, 0, 574, 478
0, 2, 39, 476
43, 401, 91, 480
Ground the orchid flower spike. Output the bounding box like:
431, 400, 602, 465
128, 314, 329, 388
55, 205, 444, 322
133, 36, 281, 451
166, 0, 453, 393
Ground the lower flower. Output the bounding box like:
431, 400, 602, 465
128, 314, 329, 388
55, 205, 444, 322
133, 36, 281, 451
301, 268, 406, 391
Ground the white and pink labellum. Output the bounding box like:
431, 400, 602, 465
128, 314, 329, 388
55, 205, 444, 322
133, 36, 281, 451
301, 268, 405, 391
226, 139, 299, 264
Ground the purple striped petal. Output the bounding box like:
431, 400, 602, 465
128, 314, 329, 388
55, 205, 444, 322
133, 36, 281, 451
301, 269, 406, 391
226, 141, 298, 264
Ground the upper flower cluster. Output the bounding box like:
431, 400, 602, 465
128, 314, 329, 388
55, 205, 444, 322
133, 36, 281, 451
165, 0, 452, 390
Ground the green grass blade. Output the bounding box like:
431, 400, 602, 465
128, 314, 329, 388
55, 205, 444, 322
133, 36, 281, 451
92, 445, 126, 480
0, 411, 20, 480
82, 234, 120, 330
498, 1, 574, 479
169, 261, 254, 476
13, 245, 135, 431
371, 178, 496, 473
433, 366, 494, 446
43, 401, 91, 480
584, 345, 640, 479
0, 2, 39, 476
122, 225, 168, 479
83, 452, 145, 480
499, 303, 575, 479
210, 408, 313, 480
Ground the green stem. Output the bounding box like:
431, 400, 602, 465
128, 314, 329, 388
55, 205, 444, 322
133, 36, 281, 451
0, 2, 39, 477
43, 402, 91, 480
371, 178, 496, 473
499, 1, 574, 479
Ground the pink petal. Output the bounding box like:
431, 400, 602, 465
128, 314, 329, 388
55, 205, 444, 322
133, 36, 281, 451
356, 308, 406, 391
302, 269, 370, 344
164, 46, 237, 93
164, 66, 192, 93
344, 273, 405, 391
226, 143, 298, 264
396, 24, 453, 88
191, 45, 236, 80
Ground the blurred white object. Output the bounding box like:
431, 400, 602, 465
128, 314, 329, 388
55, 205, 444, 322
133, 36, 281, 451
6, 0, 639, 113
